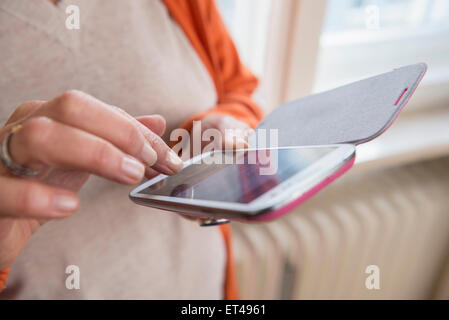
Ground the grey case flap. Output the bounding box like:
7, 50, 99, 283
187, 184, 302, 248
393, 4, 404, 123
256, 63, 427, 146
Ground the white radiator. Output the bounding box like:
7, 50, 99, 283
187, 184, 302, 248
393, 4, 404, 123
232, 157, 449, 299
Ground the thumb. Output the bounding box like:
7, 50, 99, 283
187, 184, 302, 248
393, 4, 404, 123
223, 129, 250, 150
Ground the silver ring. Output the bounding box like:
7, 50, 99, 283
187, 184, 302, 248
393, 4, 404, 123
0, 124, 40, 177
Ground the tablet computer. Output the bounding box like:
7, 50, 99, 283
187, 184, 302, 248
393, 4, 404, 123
129, 145, 355, 222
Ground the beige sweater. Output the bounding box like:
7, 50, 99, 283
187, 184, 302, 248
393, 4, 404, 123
0, 0, 226, 299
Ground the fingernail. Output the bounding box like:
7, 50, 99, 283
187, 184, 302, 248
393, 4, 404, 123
224, 138, 234, 150
235, 137, 249, 148
224, 134, 248, 149
141, 144, 157, 166
121, 156, 145, 182
53, 194, 78, 212
166, 149, 183, 172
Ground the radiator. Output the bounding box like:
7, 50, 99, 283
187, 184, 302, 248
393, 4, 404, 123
232, 157, 449, 299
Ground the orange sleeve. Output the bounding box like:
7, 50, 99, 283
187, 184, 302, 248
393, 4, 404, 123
0, 267, 10, 292
163, 0, 264, 300
163, 0, 263, 299
163, 0, 264, 131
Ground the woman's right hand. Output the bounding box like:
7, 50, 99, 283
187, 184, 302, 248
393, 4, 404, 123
0, 90, 184, 270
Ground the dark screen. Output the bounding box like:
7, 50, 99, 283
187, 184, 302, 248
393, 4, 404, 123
141, 148, 335, 203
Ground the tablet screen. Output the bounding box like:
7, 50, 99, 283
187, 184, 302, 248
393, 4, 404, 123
141, 147, 336, 204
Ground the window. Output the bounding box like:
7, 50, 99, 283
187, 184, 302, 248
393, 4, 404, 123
324, 0, 449, 32
217, 0, 449, 111
216, 0, 449, 166
217, 0, 272, 77
315, 0, 449, 94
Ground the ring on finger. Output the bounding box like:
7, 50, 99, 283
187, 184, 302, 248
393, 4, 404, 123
0, 124, 41, 177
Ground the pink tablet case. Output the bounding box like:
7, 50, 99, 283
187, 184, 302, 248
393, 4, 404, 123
250, 156, 356, 222
241, 63, 427, 222
132, 64, 427, 224
256, 63, 427, 147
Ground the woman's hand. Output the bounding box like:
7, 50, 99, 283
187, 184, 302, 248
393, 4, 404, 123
164, 113, 253, 224
199, 113, 252, 151
0, 90, 183, 270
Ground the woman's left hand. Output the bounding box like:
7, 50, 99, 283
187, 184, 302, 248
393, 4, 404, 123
146, 113, 252, 179
199, 113, 252, 151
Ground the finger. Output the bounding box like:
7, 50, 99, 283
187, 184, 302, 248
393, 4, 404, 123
0, 176, 79, 219
33, 91, 158, 168
223, 129, 250, 150
140, 127, 183, 175
35, 91, 182, 175
145, 167, 161, 180
136, 115, 166, 137
213, 116, 251, 150
114, 108, 183, 174
9, 117, 145, 185
5, 101, 45, 125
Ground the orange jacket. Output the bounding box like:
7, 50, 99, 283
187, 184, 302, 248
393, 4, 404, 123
163, 0, 263, 131
163, 0, 263, 300
0, 0, 263, 299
